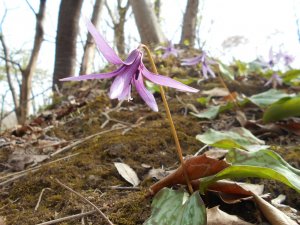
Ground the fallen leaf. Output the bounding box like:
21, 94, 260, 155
207, 206, 254, 225
8, 154, 49, 171
271, 195, 300, 224
202, 87, 229, 97
252, 193, 298, 225
149, 154, 229, 195
114, 162, 140, 187
147, 168, 169, 181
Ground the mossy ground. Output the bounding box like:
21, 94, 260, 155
1, 69, 299, 224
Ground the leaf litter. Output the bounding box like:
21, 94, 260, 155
0, 60, 299, 224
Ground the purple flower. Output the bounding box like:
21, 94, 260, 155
264, 73, 283, 88
60, 20, 198, 112
157, 41, 180, 59
181, 52, 216, 79
276, 51, 294, 66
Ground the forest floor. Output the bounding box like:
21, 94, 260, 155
0, 60, 300, 225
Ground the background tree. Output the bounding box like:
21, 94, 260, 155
105, 0, 130, 56
79, 0, 104, 75
52, 0, 83, 91
180, 0, 199, 47
129, 0, 166, 45
0, 0, 46, 124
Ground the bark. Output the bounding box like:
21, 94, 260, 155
129, 0, 166, 45
18, 0, 47, 124
53, 0, 83, 91
79, 0, 104, 75
180, 0, 199, 47
105, 0, 130, 55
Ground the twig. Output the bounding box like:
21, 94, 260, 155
194, 144, 209, 156
36, 210, 96, 225
55, 179, 114, 225
35, 188, 52, 211
107, 186, 141, 191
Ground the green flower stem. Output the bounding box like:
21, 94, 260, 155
141, 44, 193, 194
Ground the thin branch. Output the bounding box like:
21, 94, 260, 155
0, 55, 24, 72
36, 210, 96, 225
56, 179, 114, 225
105, 0, 117, 25
34, 188, 52, 211
25, 0, 37, 15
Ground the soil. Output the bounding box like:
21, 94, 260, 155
0, 63, 299, 225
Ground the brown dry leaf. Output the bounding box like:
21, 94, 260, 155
114, 162, 140, 186
208, 180, 264, 204
278, 120, 300, 136
202, 87, 229, 97
147, 168, 169, 180
149, 154, 230, 195
252, 193, 298, 225
207, 206, 254, 225
204, 148, 228, 159
8, 154, 49, 171
271, 195, 300, 224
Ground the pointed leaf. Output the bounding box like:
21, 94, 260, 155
200, 149, 300, 194
247, 89, 291, 108
196, 127, 266, 151
207, 206, 254, 225
114, 162, 140, 186
144, 188, 206, 225
263, 96, 300, 123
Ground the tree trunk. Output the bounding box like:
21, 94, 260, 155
53, 0, 83, 91
180, 0, 199, 47
129, 0, 166, 45
79, 0, 104, 75
18, 0, 46, 124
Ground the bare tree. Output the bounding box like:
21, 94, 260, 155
53, 0, 83, 91
0, 0, 46, 124
129, 0, 166, 45
79, 0, 104, 75
105, 0, 130, 55
180, 0, 199, 47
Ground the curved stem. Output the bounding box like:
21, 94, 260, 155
141, 44, 193, 194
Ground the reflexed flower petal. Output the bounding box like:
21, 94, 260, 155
124, 49, 141, 65
201, 64, 208, 79
109, 53, 142, 99
118, 83, 132, 101
181, 56, 201, 66
141, 64, 199, 93
206, 65, 216, 78
60, 66, 125, 81
134, 72, 158, 112
109, 72, 132, 99
85, 19, 123, 65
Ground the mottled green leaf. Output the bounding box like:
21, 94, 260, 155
263, 96, 300, 123
196, 127, 266, 151
248, 89, 291, 108
190, 102, 234, 120
200, 149, 300, 194
219, 63, 234, 80
144, 188, 206, 225
191, 105, 221, 120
